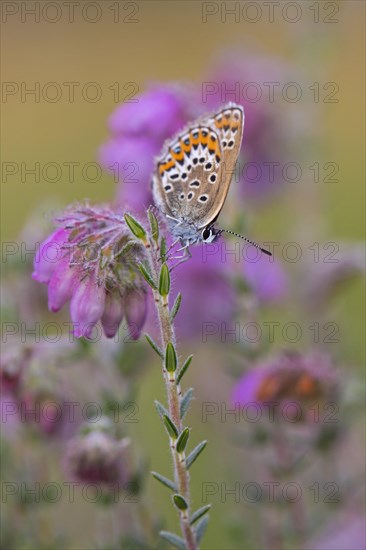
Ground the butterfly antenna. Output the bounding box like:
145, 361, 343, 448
219, 229, 272, 256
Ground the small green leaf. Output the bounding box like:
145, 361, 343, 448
160, 237, 167, 261
154, 400, 169, 418
151, 471, 177, 492
148, 208, 159, 242
173, 494, 188, 511
170, 293, 182, 321
124, 213, 147, 241
186, 440, 207, 469
176, 355, 193, 385
145, 334, 164, 358
163, 414, 178, 439
159, 263, 170, 297
190, 504, 211, 525
180, 388, 194, 419
195, 516, 209, 545
165, 342, 177, 373
159, 531, 186, 550
138, 263, 157, 290
176, 427, 190, 454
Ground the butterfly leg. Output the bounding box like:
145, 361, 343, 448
170, 242, 192, 270
159, 238, 184, 263
165, 237, 181, 255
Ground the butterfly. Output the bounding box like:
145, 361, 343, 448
152, 102, 271, 260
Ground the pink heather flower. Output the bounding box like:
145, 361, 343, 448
33, 204, 148, 340
243, 255, 288, 303
232, 351, 339, 422
64, 422, 131, 488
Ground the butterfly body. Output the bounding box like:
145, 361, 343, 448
152, 103, 244, 248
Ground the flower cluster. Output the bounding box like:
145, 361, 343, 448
32, 205, 148, 339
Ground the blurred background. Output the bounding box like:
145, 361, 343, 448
1, 1, 365, 549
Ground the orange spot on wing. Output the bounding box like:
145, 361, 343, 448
207, 136, 221, 160
159, 160, 175, 175
191, 134, 199, 146
181, 139, 191, 154
171, 148, 184, 161
199, 130, 209, 146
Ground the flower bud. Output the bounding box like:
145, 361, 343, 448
101, 291, 125, 338
48, 258, 78, 313
124, 289, 148, 340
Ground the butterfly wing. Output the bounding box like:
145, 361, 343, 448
152, 124, 223, 221
198, 103, 244, 228
152, 103, 244, 229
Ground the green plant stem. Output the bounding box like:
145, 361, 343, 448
147, 245, 197, 550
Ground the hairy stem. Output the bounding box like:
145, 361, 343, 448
148, 245, 197, 550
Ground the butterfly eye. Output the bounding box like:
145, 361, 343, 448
202, 228, 212, 241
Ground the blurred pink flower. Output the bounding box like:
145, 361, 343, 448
108, 86, 189, 140
169, 244, 236, 341
243, 255, 288, 303
232, 351, 339, 422
99, 135, 159, 211
64, 421, 131, 488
